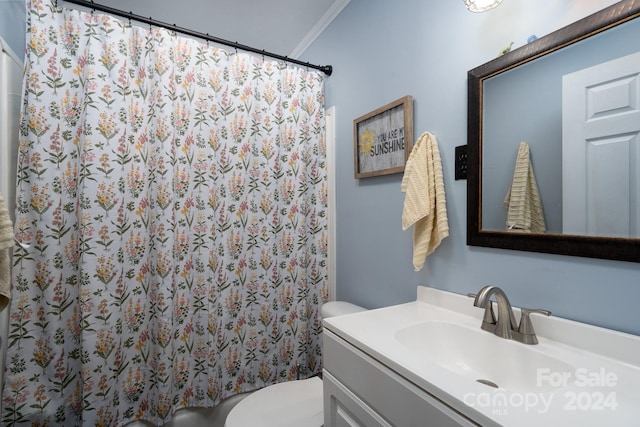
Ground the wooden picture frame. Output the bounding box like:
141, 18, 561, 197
353, 95, 414, 178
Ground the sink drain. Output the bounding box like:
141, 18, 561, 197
476, 379, 499, 388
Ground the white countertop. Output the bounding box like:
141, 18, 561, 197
323, 285, 640, 426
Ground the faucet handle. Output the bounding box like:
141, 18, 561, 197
517, 308, 551, 344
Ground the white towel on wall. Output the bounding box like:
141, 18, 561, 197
504, 141, 546, 233
0, 193, 13, 310
401, 131, 449, 271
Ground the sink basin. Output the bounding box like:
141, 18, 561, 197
395, 320, 573, 392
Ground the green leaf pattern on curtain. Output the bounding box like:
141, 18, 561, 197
2, 0, 328, 425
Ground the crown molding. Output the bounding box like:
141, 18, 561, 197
289, 0, 350, 59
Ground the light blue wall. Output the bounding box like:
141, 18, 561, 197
302, 0, 640, 335
0, 0, 26, 58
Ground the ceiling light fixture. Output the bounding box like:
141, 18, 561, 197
464, 0, 503, 12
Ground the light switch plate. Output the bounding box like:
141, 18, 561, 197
455, 145, 467, 180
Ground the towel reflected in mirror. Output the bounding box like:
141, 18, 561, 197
504, 141, 546, 233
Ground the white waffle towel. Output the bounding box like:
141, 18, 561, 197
0, 193, 14, 310
401, 132, 449, 271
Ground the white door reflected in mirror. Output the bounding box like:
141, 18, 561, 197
562, 51, 640, 237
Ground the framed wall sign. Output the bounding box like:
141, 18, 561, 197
353, 95, 414, 178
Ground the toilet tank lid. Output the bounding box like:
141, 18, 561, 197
321, 301, 365, 318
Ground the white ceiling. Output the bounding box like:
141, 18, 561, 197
99, 0, 349, 59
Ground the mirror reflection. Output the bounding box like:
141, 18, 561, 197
467, 0, 640, 263
482, 15, 640, 238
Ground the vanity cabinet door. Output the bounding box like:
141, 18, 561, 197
323, 330, 479, 427
324, 371, 391, 427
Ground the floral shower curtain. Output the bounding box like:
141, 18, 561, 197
2, 0, 328, 425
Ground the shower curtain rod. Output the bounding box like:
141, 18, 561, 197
61, 0, 333, 76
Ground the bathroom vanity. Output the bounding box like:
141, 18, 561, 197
323, 329, 481, 426
322, 286, 640, 426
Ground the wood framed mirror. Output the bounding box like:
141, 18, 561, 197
467, 0, 640, 263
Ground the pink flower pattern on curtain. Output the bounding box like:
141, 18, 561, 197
2, 0, 328, 425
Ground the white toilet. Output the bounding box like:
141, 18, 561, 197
224, 301, 366, 427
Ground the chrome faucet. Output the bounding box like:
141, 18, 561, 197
470, 285, 551, 345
